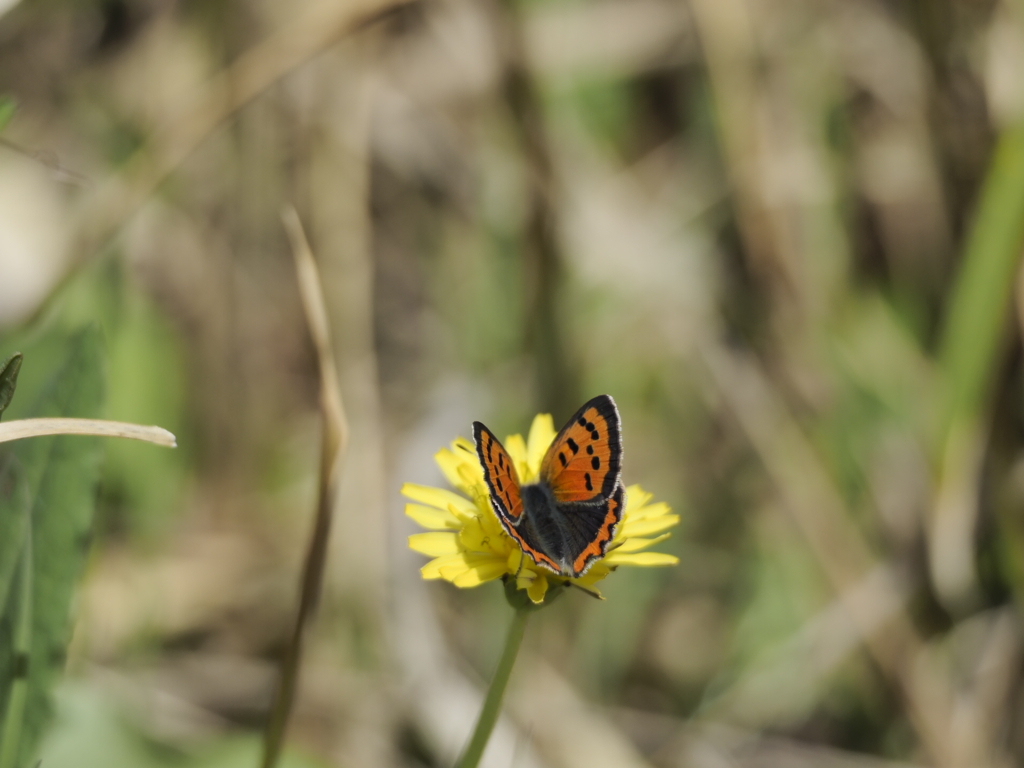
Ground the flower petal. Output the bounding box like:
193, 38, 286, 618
478, 507, 510, 544
527, 572, 549, 603
527, 414, 556, 475
459, 519, 491, 551
573, 564, 610, 588
612, 532, 672, 553
408, 532, 460, 556
619, 515, 680, 539
504, 433, 530, 481
402, 483, 476, 514
507, 548, 524, 573
443, 552, 504, 580
435, 447, 470, 491
604, 551, 679, 567
453, 561, 508, 587
448, 502, 479, 525
623, 485, 653, 510
457, 465, 486, 495
421, 554, 469, 580
625, 501, 673, 522
516, 562, 543, 591
405, 503, 460, 530
439, 562, 473, 580
450, 437, 477, 462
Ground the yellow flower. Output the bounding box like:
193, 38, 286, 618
404, 412, 680, 604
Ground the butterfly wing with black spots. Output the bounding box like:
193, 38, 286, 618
539, 395, 622, 504
473, 422, 524, 524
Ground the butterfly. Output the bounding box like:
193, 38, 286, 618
473, 395, 624, 578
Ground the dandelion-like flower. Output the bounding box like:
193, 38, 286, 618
404, 412, 679, 604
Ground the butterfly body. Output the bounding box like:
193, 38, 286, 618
517, 482, 575, 567
473, 395, 625, 577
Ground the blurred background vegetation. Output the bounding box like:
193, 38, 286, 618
2, 0, 1024, 765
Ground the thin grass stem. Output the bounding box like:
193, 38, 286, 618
259, 208, 349, 768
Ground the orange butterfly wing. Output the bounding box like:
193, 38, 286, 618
473, 422, 525, 523
568, 485, 624, 577
540, 395, 622, 504
475, 396, 625, 577
501, 513, 563, 574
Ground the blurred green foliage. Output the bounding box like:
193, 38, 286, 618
0, 329, 104, 768
38, 685, 326, 768
3, 0, 1024, 765
0, 97, 14, 133
58, 260, 188, 540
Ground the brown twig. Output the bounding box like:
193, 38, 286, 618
260, 207, 349, 768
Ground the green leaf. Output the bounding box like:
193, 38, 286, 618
0, 353, 24, 421
0, 98, 14, 133
0, 328, 105, 768
938, 124, 1024, 440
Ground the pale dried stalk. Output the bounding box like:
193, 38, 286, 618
0, 418, 176, 447
62, 0, 414, 289
260, 207, 349, 768
283, 206, 349, 466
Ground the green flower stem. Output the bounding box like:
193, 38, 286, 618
455, 606, 531, 768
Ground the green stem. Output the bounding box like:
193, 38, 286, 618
455, 607, 530, 768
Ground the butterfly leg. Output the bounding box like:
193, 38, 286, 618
567, 581, 603, 600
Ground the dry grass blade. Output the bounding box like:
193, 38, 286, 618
260, 207, 349, 768
283, 206, 349, 465
491, 0, 579, 415
59, 0, 416, 298
674, 721, 927, 768
687, 0, 780, 286
700, 564, 912, 728
0, 418, 176, 447
697, 343, 958, 766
